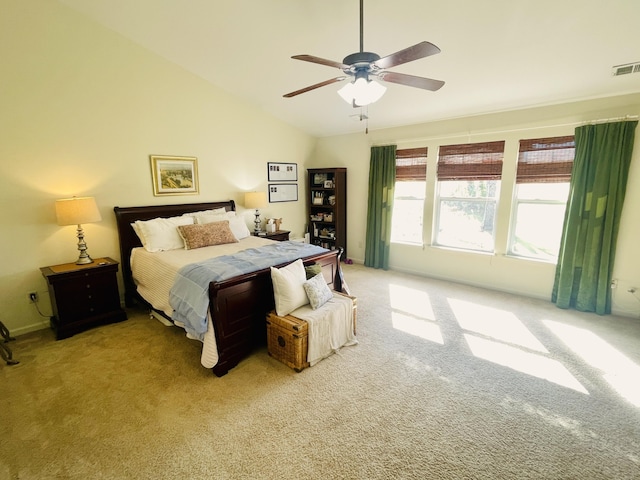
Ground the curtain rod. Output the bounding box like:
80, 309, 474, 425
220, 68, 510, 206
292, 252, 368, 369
374, 114, 639, 146
581, 114, 638, 125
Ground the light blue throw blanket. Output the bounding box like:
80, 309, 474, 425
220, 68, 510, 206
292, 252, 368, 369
169, 241, 329, 340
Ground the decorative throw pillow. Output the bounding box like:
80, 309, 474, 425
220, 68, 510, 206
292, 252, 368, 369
270, 259, 309, 316
303, 273, 333, 310
177, 220, 238, 250
134, 215, 194, 252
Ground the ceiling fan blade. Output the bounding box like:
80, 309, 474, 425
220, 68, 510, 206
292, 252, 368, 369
373, 41, 441, 70
283, 77, 347, 98
377, 71, 445, 91
292, 55, 348, 70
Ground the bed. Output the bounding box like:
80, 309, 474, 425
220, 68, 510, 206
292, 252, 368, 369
113, 200, 348, 376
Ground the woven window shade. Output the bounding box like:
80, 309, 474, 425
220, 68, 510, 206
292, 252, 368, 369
396, 147, 427, 181
437, 141, 505, 181
517, 135, 575, 183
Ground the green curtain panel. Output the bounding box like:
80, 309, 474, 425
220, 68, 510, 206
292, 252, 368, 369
552, 120, 638, 314
365, 145, 397, 269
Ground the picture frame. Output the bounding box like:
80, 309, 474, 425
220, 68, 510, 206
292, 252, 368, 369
324, 180, 333, 188
150, 155, 199, 196
267, 162, 297, 182
268, 183, 298, 203
313, 173, 327, 185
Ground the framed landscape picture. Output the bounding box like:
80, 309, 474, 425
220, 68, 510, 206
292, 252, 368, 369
150, 155, 199, 196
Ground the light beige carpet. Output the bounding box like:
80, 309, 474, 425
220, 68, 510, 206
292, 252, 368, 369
1, 263, 639, 479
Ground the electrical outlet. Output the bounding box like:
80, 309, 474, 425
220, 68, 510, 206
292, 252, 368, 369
28, 291, 38, 303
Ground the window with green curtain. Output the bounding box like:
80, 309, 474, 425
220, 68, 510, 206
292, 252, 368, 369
365, 145, 397, 269
552, 120, 637, 314
508, 135, 575, 261
391, 147, 428, 244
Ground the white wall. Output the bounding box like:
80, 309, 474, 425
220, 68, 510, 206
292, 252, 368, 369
0, 0, 314, 335
313, 94, 640, 318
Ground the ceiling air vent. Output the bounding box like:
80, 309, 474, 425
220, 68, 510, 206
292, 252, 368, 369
612, 62, 640, 76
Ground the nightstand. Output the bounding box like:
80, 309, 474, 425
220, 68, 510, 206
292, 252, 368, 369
253, 230, 291, 242
40, 257, 127, 339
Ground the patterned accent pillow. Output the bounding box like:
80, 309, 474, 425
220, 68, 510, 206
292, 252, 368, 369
177, 221, 238, 250
303, 273, 333, 310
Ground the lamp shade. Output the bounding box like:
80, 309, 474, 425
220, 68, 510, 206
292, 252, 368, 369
244, 191, 267, 209
55, 197, 102, 226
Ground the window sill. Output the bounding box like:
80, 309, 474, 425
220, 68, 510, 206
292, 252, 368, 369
391, 240, 424, 247
503, 253, 557, 265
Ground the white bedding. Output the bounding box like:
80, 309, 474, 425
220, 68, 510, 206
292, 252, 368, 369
131, 235, 275, 368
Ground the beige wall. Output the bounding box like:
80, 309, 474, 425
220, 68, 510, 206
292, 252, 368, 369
0, 0, 314, 335
313, 94, 640, 318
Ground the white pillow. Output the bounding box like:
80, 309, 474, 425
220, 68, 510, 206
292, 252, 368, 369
271, 259, 309, 316
134, 216, 194, 252
303, 273, 333, 309
196, 213, 250, 240
183, 207, 228, 218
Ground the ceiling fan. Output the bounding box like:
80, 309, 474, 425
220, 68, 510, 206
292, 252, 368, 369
283, 0, 445, 107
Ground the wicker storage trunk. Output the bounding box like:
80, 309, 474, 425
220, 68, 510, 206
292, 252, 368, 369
266, 312, 310, 372
266, 294, 357, 372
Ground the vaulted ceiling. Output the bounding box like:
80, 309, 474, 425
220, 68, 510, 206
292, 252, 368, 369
58, 0, 640, 137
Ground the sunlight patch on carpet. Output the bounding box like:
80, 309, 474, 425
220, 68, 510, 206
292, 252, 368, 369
391, 312, 444, 344
389, 284, 435, 320
464, 334, 588, 394
389, 284, 443, 344
544, 320, 640, 407
448, 298, 547, 353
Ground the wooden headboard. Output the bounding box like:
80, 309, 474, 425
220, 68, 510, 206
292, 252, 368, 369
113, 200, 236, 306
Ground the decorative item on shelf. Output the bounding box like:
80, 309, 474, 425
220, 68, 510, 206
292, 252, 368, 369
313, 173, 327, 185
244, 191, 267, 234
55, 196, 102, 265
328, 195, 336, 206
324, 213, 333, 222
324, 180, 334, 188
312, 191, 324, 205
310, 214, 323, 222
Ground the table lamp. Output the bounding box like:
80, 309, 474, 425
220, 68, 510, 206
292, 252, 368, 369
244, 191, 267, 234
55, 196, 102, 264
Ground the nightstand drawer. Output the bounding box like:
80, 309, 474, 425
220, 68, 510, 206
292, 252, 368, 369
50, 270, 120, 321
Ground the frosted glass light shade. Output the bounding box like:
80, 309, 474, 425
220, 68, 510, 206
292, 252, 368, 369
338, 78, 386, 106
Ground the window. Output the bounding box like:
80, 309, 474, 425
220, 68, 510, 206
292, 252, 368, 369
434, 141, 505, 252
509, 135, 575, 261
391, 147, 427, 244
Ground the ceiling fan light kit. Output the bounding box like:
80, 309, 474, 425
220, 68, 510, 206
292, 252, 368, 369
337, 74, 387, 107
284, 0, 445, 110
